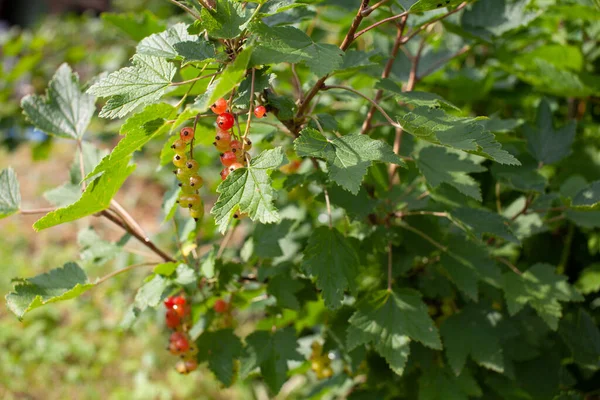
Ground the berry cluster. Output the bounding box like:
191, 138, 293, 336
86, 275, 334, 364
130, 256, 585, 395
210, 98, 265, 181
164, 295, 198, 374
310, 341, 333, 379
172, 127, 205, 221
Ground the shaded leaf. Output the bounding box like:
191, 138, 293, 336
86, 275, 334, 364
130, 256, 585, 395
0, 167, 21, 219
525, 100, 576, 165
197, 329, 244, 386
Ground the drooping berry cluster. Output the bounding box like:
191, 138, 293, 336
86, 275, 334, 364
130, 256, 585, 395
210, 98, 263, 181
310, 341, 333, 380
164, 295, 198, 374
172, 127, 205, 221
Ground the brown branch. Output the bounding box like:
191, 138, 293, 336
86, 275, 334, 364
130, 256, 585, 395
354, 11, 409, 39
496, 257, 522, 275
361, 0, 391, 16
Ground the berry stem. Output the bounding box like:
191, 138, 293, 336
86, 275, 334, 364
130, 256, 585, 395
77, 139, 87, 191
170, 72, 221, 87
216, 222, 237, 258
191, 112, 201, 160
242, 68, 256, 155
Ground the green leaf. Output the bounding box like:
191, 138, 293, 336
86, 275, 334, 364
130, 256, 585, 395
572, 181, 600, 211
301, 226, 360, 309
260, 0, 306, 16
491, 162, 547, 193
347, 289, 442, 375
502, 263, 584, 330
197, 329, 244, 386
460, 0, 539, 40
6, 263, 95, 319
253, 220, 293, 259
197, 0, 251, 39
416, 146, 486, 201
87, 54, 176, 119
244, 327, 302, 393
418, 365, 482, 400
575, 264, 600, 294
558, 310, 600, 369
410, 0, 465, 12
85, 104, 174, 180
441, 305, 504, 375
0, 167, 21, 219
398, 107, 520, 165
21, 63, 95, 139
251, 23, 343, 77
451, 207, 519, 244
211, 147, 287, 234
524, 100, 576, 165
295, 128, 405, 194
267, 272, 303, 310
101, 11, 166, 41
376, 79, 459, 111
134, 274, 169, 311
78, 227, 127, 266
33, 160, 135, 231
137, 23, 215, 61
205, 46, 252, 108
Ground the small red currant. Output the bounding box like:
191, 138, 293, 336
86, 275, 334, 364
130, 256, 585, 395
211, 98, 228, 115
164, 296, 176, 309
216, 112, 235, 130
214, 299, 229, 313
229, 162, 244, 172
254, 105, 267, 118
180, 127, 194, 143
230, 140, 241, 151
220, 151, 237, 167
173, 154, 187, 168
165, 309, 181, 329
215, 130, 232, 143
171, 139, 187, 154
220, 167, 230, 181
175, 359, 198, 374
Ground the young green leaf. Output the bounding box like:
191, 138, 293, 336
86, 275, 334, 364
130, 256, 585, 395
85, 103, 174, 180
267, 273, 303, 310
33, 160, 135, 231
196, 0, 251, 39
440, 305, 504, 375
6, 263, 95, 319
211, 147, 287, 234
301, 226, 360, 309
398, 107, 520, 165
524, 100, 576, 165
243, 327, 303, 393
418, 365, 482, 400
575, 264, 600, 295
0, 167, 21, 219
87, 54, 176, 119
295, 128, 405, 194
197, 329, 244, 387
134, 274, 169, 311
461, 0, 540, 40
347, 289, 442, 375
21, 63, 95, 139
136, 23, 214, 61
205, 46, 253, 108
416, 146, 486, 201
503, 263, 584, 330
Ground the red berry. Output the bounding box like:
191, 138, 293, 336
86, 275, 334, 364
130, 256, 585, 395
176, 359, 198, 374
165, 309, 181, 329
216, 113, 235, 130
164, 296, 176, 309
229, 162, 244, 172
180, 127, 195, 143
220, 167, 230, 181
214, 299, 229, 313
169, 332, 190, 353
230, 140, 241, 151
254, 105, 267, 118
211, 98, 228, 115
173, 296, 186, 307
220, 151, 237, 167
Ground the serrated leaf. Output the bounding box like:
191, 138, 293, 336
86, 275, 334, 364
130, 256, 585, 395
416, 146, 486, 201
0, 167, 21, 218
243, 327, 302, 393
524, 100, 576, 165
451, 207, 519, 244
410, 0, 464, 12
78, 227, 127, 266
460, 0, 539, 40
205, 46, 252, 107
134, 274, 169, 311
347, 289, 441, 375
441, 305, 504, 375
211, 147, 286, 233
398, 107, 520, 165
6, 263, 95, 319
502, 263, 584, 330
197, 329, 244, 386
418, 365, 482, 400
572, 181, 600, 211
301, 226, 360, 309
87, 54, 175, 119
295, 128, 405, 194
33, 160, 135, 231
559, 310, 600, 369
253, 219, 293, 258
376, 79, 460, 111
136, 23, 213, 60
85, 104, 174, 180
251, 23, 343, 77
21, 63, 95, 139
197, 0, 251, 39
491, 162, 547, 193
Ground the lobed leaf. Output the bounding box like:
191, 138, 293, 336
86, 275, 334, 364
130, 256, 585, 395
0, 167, 21, 219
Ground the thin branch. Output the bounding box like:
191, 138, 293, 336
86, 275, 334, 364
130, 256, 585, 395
170, 72, 221, 87
77, 139, 86, 191
291, 63, 303, 103
165, 0, 202, 19
19, 207, 56, 215
322, 85, 402, 129
361, 0, 391, 16
110, 200, 149, 242
496, 256, 522, 275
510, 195, 534, 221
401, 2, 468, 45
95, 262, 160, 285
400, 223, 448, 252
243, 68, 256, 148
217, 223, 237, 258
495, 183, 502, 214
354, 11, 409, 39
324, 187, 333, 229
396, 211, 448, 218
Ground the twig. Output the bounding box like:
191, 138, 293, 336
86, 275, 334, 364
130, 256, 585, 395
400, 223, 448, 252
401, 2, 468, 44
242, 68, 256, 152
217, 223, 237, 258
496, 257, 522, 275
322, 85, 401, 129
354, 11, 409, 39
495, 183, 502, 214
291, 63, 303, 103
510, 195, 534, 221
77, 140, 86, 191
361, 0, 391, 16
396, 211, 448, 218
170, 72, 221, 86
324, 187, 333, 228
165, 0, 202, 19
96, 262, 160, 285
19, 207, 56, 215
109, 200, 149, 242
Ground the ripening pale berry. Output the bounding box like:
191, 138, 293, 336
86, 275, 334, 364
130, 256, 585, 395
254, 105, 267, 118
186, 159, 199, 173
215, 130, 232, 143
211, 98, 228, 115
321, 367, 333, 379
220, 151, 237, 167
179, 182, 196, 194
189, 175, 204, 188
229, 162, 244, 172
173, 154, 187, 168
171, 139, 187, 154
233, 210, 247, 220
243, 138, 253, 150
214, 299, 228, 313
180, 127, 195, 143
175, 359, 198, 374
216, 112, 235, 130
186, 194, 202, 209
234, 149, 245, 163
178, 194, 193, 208
229, 140, 241, 151
214, 141, 231, 153
175, 168, 190, 181
165, 309, 181, 329
190, 207, 204, 221
220, 167, 230, 181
